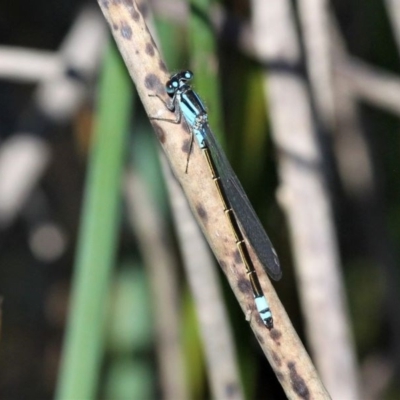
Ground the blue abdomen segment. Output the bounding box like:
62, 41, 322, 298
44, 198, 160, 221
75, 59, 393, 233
193, 128, 207, 149
254, 295, 273, 328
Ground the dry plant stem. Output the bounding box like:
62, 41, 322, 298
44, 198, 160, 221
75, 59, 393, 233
252, 0, 353, 397
331, 16, 400, 389
385, 0, 400, 52
297, 0, 335, 132
342, 58, 400, 116
297, 2, 360, 398
361, 354, 395, 400
160, 155, 244, 400
0, 8, 105, 84
0, 136, 50, 228
97, 0, 329, 397
0, 47, 62, 82
329, 17, 380, 208
124, 170, 188, 400
0, 6, 106, 228
36, 6, 107, 121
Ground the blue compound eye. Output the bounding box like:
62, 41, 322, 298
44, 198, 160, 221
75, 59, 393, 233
166, 79, 179, 94
184, 70, 193, 80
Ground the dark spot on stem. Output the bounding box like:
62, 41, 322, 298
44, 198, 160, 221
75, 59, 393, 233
144, 73, 163, 93
145, 42, 155, 57
196, 204, 208, 222
182, 138, 191, 154
131, 7, 140, 21
151, 122, 166, 144
145, 74, 162, 91
101, 0, 109, 9
233, 249, 242, 264
122, 0, 133, 5
270, 328, 282, 344
288, 362, 310, 400
238, 278, 251, 294
112, 23, 118, 30
120, 21, 132, 40
271, 351, 282, 367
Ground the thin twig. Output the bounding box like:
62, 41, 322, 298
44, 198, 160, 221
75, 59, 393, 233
0, 136, 50, 228
331, 14, 400, 392
35, 6, 108, 121
251, 0, 351, 397
384, 0, 400, 52
0, 6, 107, 228
297, 2, 361, 398
341, 58, 400, 116
297, 0, 336, 132
0, 47, 62, 82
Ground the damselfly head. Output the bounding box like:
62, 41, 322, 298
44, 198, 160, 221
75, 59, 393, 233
166, 70, 194, 95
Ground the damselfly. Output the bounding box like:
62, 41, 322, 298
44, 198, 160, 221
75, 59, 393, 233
150, 70, 281, 328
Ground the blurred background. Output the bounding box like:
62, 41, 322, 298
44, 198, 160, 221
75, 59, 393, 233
0, 0, 400, 399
